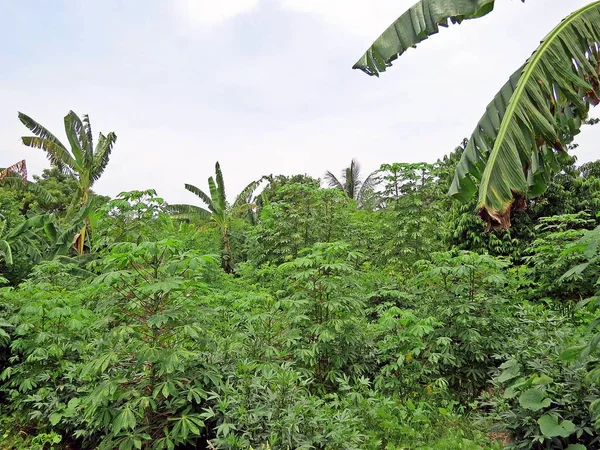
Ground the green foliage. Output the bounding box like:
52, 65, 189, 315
411, 252, 519, 399
377, 162, 449, 271
353, 0, 497, 76
170, 162, 262, 273
480, 303, 597, 449
524, 214, 598, 306
280, 242, 369, 387
6, 114, 600, 449
249, 184, 351, 266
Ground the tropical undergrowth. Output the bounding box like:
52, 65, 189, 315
1, 159, 600, 449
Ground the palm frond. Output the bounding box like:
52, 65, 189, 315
49, 221, 85, 259
347, 159, 363, 199
44, 220, 58, 242
353, 0, 505, 76
27, 182, 57, 205
449, 2, 600, 228
324, 171, 344, 190
357, 170, 380, 205
91, 132, 117, 182
184, 183, 215, 213
55, 255, 95, 278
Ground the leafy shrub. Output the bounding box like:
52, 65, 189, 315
480, 303, 597, 449
411, 252, 519, 400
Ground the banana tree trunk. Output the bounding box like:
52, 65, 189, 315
221, 228, 234, 274
74, 188, 90, 255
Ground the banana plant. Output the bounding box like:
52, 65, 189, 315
0, 160, 55, 204
0, 214, 48, 266
18, 111, 117, 252
169, 162, 263, 273
354, 0, 600, 228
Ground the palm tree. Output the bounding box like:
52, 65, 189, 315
18, 111, 117, 252
324, 159, 378, 208
169, 162, 262, 273
354, 1, 600, 228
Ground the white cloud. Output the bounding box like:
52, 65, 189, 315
276, 0, 411, 37
172, 0, 406, 36
173, 0, 260, 27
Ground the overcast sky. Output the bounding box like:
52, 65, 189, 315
1, 0, 598, 204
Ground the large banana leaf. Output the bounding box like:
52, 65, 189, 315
168, 203, 212, 220
183, 183, 216, 213
214, 162, 227, 213
91, 132, 117, 182
449, 2, 600, 228
232, 177, 266, 210
0, 239, 13, 265
19, 112, 77, 172
353, 0, 513, 76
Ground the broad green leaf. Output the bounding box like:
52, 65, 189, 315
450, 2, 600, 228
497, 363, 520, 382
49, 413, 62, 426
518, 389, 551, 411
531, 374, 553, 386
560, 345, 586, 362
537, 414, 576, 438
353, 0, 499, 76
0, 240, 13, 265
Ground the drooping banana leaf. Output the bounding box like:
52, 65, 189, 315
183, 184, 216, 213
353, 0, 520, 76
232, 177, 266, 211
0, 239, 13, 265
0, 160, 27, 181
19, 112, 77, 172
167, 203, 212, 221
449, 2, 600, 228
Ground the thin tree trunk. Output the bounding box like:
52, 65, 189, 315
221, 228, 234, 274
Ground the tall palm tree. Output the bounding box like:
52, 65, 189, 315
354, 1, 600, 228
169, 162, 262, 273
324, 159, 378, 208
18, 111, 117, 253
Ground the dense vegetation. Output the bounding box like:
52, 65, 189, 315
3, 2, 600, 448
1, 112, 600, 449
